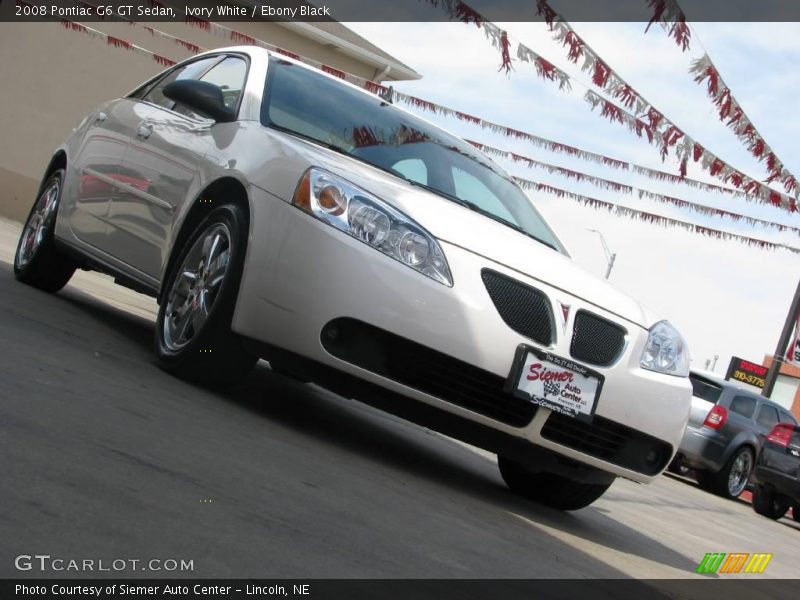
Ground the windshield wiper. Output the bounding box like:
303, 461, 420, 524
397, 177, 559, 252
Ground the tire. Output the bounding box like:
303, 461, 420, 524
793, 502, 800, 523
704, 446, 754, 499
752, 485, 790, 520
155, 204, 257, 386
14, 169, 76, 292
498, 455, 613, 511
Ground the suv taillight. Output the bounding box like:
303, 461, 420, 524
766, 423, 793, 448
703, 405, 728, 430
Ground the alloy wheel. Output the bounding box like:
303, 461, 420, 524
16, 178, 60, 269
163, 223, 232, 352
727, 450, 753, 497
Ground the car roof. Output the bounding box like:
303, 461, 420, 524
689, 369, 782, 406
191, 46, 511, 175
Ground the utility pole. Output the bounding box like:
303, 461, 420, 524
588, 229, 616, 279
762, 279, 800, 398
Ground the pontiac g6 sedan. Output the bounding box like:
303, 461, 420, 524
15, 47, 693, 510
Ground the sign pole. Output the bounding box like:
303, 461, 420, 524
762, 280, 800, 398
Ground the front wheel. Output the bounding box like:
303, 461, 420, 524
155, 204, 257, 385
752, 485, 790, 520
14, 169, 76, 292
498, 455, 613, 511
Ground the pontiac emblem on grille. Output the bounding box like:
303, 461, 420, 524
558, 302, 571, 334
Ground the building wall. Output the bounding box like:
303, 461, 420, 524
763, 355, 800, 420
0, 21, 386, 222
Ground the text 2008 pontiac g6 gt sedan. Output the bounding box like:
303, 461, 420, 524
15, 47, 692, 509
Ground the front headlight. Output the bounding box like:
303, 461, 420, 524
293, 167, 453, 286
640, 320, 690, 377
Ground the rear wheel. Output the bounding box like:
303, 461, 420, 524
14, 169, 76, 292
752, 485, 791, 520
498, 455, 613, 511
793, 502, 800, 523
700, 447, 754, 499
155, 204, 257, 385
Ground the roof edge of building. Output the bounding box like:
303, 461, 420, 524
278, 22, 422, 82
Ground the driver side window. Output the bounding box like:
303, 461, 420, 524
171, 57, 249, 120
140, 57, 222, 111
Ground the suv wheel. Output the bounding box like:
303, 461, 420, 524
497, 455, 613, 511
752, 485, 790, 520
155, 204, 257, 385
701, 447, 754, 499
14, 169, 76, 292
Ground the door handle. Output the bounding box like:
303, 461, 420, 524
136, 124, 153, 140
95, 111, 108, 123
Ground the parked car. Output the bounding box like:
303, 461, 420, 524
751, 421, 800, 522
668, 371, 797, 499
13, 47, 693, 510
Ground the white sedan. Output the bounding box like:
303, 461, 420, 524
14, 46, 692, 510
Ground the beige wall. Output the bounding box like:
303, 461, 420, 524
0, 21, 386, 221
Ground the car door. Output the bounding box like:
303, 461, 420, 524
64, 99, 132, 250
718, 393, 758, 447
754, 403, 781, 443
102, 55, 244, 279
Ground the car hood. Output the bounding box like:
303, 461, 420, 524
256, 130, 662, 329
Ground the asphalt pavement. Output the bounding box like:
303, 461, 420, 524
0, 218, 798, 580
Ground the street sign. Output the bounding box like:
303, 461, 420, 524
725, 356, 768, 389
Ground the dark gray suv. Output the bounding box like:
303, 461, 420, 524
668, 371, 798, 499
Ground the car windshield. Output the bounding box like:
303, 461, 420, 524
261, 58, 564, 253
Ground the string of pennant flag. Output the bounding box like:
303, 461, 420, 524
540, 0, 798, 199
31, 6, 800, 253
643, 0, 796, 196
423, 0, 799, 211
512, 176, 798, 254
467, 140, 800, 237
35, 0, 798, 216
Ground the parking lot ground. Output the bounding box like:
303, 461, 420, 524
0, 217, 798, 580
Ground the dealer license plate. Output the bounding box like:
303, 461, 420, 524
506, 346, 604, 423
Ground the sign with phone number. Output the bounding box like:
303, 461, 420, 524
725, 356, 767, 389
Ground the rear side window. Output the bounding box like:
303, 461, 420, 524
756, 405, 780, 429
689, 374, 723, 403
729, 396, 757, 419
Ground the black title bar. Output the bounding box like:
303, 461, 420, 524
4, 0, 800, 22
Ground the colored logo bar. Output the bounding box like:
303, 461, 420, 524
696, 553, 773, 574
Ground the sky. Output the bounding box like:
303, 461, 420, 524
344, 20, 800, 377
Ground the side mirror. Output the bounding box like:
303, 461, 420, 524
163, 80, 235, 122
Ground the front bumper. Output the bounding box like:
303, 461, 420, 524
233, 187, 692, 483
